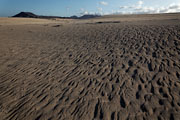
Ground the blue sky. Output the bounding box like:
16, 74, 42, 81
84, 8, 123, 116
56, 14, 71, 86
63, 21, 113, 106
0, 0, 180, 17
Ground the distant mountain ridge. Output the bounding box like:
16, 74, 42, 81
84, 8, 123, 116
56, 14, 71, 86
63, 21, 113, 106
13, 12, 100, 19
13, 12, 38, 18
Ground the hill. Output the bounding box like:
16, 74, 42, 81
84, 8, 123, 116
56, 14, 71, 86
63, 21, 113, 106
13, 12, 100, 19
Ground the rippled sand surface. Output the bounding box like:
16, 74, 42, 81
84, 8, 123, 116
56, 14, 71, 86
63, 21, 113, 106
0, 13, 180, 120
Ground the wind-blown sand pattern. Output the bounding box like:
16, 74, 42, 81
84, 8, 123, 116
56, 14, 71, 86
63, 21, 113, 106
0, 14, 180, 120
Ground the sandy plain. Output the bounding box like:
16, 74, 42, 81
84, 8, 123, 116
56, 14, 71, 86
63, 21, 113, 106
0, 13, 180, 120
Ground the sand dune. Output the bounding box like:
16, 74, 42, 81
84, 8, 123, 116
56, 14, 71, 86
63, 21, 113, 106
0, 14, 180, 120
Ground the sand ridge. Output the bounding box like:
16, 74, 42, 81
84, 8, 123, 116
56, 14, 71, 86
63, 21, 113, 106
0, 14, 180, 120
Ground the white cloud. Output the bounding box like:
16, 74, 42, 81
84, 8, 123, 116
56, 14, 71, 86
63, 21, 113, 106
137, 1, 144, 7
120, 6, 128, 9
100, 1, 108, 6
80, 8, 89, 15
80, 8, 84, 11
97, 7, 103, 11
80, 2, 180, 16
169, 3, 180, 9
83, 11, 89, 14
118, 3, 180, 14
135, 4, 180, 14
97, 7, 103, 15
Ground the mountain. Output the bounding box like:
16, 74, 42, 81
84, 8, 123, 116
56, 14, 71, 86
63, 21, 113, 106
70, 15, 78, 19
13, 12, 38, 18
79, 14, 100, 19
13, 12, 100, 19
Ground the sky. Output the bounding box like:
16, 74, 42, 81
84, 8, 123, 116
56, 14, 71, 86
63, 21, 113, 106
0, 0, 180, 17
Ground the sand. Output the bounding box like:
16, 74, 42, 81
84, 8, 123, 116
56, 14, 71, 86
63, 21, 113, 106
0, 13, 180, 120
